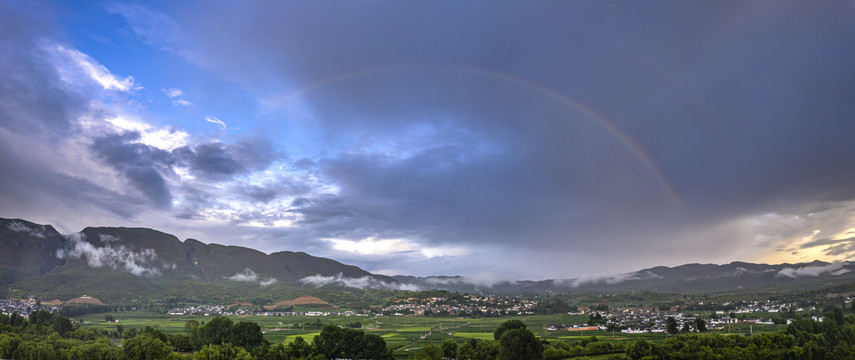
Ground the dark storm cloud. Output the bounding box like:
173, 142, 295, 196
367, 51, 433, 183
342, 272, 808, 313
291, 138, 670, 248
176, 0, 855, 257
800, 237, 855, 258
174, 143, 241, 178
801, 237, 855, 250
172, 188, 215, 220
90, 132, 175, 208
0, 1, 151, 222
823, 244, 855, 257
173, 137, 277, 179
88, 130, 281, 211
0, 132, 145, 220
598, 2, 855, 223
239, 180, 312, 204
0, 1, 86, 135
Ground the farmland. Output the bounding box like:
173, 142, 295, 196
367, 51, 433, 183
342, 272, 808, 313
75, 310, 786, 358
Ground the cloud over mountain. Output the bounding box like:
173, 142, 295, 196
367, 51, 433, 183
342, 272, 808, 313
226, 268, 278, 287
300, 273, 418, 291
56, 233, 167, 276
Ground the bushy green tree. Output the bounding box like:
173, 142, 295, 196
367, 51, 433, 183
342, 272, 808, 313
626, 340, 656, 360
52, 315, 73, 336
0, 333, 21, 359
314, 324, 391, 360
123, 332, 172, 360
457, 341, 476, 360
695, 318, 707, 332
442, 338, 458, 359
493, 319, 526, 340
171, 333, 193, 352
666, 317, 678, 334
192, 316, 233, 349
473, 340, 499, 360
64, 338, 122, 360
415, 341, 442, 360
498, 328, 543, 360
193, 343, 252, 360
264, 336, 322, 360
229, 321, 266, 350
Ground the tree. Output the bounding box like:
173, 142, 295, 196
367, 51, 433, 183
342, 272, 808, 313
28, 310, 53, 327
666, 317, 678, 334
193, 343, 252, 360
695, 318, 707, 332
193, 316, 233, 349
498, 328, 543, 360
66, 337, 122, 359
53, 315, 73, 336
314, 324, 345, 359
0, 333, 21, 359
105, 314, 115, 322
474, 341, 500, 360
228, 321, 266, 349
171, 333, 193, 352
315, 324, 391, 360
142, 326, 169, 344
626, 340, 656, 360
123, 333, 172, 360
832, 307, 845, 326
289, 336, 316, 358
185, 320, 200, 334
494, 319, 527, 340
357, 333, 392, 360
458, 342, 476, 360
442, 339, 458, 359
265, 336, 323, 360
415, 341, 442, 360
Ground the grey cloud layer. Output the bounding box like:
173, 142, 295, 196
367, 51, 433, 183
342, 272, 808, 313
3, 1, 855, 278
174, 1, 855, 258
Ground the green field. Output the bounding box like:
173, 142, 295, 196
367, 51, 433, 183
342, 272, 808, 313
451, 332, 494, 340
75, 310, 788, 359
278, 332, 321, 344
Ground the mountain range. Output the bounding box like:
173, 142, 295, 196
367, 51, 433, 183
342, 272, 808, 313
2, 217, 854, 302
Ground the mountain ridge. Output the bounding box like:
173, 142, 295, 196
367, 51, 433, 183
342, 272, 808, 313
393, 259, 855, 294
2, 217, 854, 301
0, 217, 397, 301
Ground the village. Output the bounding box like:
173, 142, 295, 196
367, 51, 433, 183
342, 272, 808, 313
3, 294, 844, 336
379, 294, 540, 317
0, 298, 59, 317
547, 299, 834, 334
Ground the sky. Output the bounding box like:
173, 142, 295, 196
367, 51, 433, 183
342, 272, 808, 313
2, 1, 855, 282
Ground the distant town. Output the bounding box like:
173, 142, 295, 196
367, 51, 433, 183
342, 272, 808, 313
2, 293, 839, 336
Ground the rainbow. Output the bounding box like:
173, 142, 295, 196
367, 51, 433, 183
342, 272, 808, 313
266, 64, 683, 209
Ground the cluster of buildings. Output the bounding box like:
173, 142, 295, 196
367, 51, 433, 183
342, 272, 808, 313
0, 298, 59, 317
164, 294, 544, 318
380, 294, 539, 316
167, 304, 228, 316
546, 298, 833, 334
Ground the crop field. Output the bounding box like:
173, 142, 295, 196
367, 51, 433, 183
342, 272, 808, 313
75, 310, 787, 358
